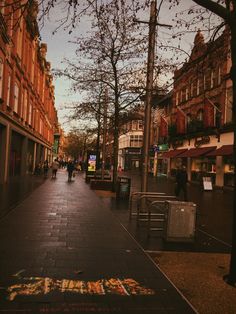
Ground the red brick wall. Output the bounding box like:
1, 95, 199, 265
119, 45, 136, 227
0, 0, 58, 146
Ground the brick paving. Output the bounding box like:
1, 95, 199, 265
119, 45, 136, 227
0, 170, 196, 313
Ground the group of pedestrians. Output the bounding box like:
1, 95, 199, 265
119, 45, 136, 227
51, 158, 76, 182
34, 158, 77, 182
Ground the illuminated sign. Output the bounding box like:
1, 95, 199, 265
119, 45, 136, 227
87, 154, 96, 172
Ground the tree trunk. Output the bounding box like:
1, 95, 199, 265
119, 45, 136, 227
224, 24, 236, 286
112, 107, 119, 191
95, 108, 101, 170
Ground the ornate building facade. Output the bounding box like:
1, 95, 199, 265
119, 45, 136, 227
0, 1, 58, 183
160, 28, 233, 187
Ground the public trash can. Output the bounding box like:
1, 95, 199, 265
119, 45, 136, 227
116, 176, 131, 200
164, 201, 196, 242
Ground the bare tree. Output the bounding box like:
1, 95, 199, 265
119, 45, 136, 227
54, 0, 150, 188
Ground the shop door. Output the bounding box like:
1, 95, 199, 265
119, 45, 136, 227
9, 132, 23, 177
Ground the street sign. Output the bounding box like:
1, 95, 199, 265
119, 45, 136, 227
154, 144, 169, 152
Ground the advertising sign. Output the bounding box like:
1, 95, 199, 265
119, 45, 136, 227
87, 153, 96, 172
202, 177, 213, 191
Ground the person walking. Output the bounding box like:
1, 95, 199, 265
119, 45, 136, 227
175, 165, 188, 201
51, 158, 59, 179
43, 160, 49, 178
67, 160, 75, 182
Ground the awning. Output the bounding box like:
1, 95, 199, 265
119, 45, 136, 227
162, 149, 188, 158
206, 145, 233, 156
177, 146, 217, 158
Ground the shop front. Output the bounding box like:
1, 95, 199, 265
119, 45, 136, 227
27, 140, 35, 174
9, 131, 24, 177
177, 146, 217, 184
223, 155, 234, 186
0, 123, 6, 182
162, 148, 188, 177
207, 145, 234, 187
123, 147, 142, 171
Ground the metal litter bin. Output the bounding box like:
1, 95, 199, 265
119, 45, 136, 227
116, 176, 131, 200
165, 201, 196, 242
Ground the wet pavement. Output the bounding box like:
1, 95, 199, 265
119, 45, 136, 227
0, 170, 197, 313
0, 174, 46, 219
100, 171, 233, 254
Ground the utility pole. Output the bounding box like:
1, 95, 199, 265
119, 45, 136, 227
141, 0, 157, 193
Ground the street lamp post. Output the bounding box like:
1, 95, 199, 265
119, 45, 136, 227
141, 0, 157, 193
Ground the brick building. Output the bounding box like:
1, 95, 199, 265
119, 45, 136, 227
161, 28, 233, 187
0, 1, 58, 183
118, 112, 144, 171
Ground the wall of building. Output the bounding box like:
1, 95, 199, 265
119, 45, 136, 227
0, 0, 58, 183
158, 28, 233, 188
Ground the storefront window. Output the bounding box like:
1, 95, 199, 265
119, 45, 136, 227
191, 157, 216, 183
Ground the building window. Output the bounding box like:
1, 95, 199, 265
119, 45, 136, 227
13, 82, 19, 113
35, 109, 39, 131
214, 103, 221, 128
198, 77, 204, 94
181, 88, 186, 102
197, 79, 200, 95
187, 113, 192, 125
39, 118, 43, 135
0, 58, 3, 98
16, 17, 23, 59
190, 82, 194, 98
138, 120, 143, 130
7, 10, 13, 38
0, 1, 5, 14
6, 73, 11, 107
225, 88, 232, 123
210, 69, 216, 88
197, 109, 203, 121
204, 69, 211, 90
186, 87, 189, 101
130, 135, 143, 147
31, 42, 35, 83
193, 79, 197, 96
218, 66, 221, 85
132, 120, 138, 130
23, 89, 28, 121
28, 102, 32, 125
176, 91, 179, 106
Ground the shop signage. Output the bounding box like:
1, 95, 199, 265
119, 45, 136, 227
194, 136, 210, 148
155, 144, 169, 152
202, 177, 213, 191
87, 153, 96, 172
53, 138, 59, 154
126, 148, 141, 155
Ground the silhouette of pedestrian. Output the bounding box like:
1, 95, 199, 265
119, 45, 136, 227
67, 160, 75, 182
175, 165, 188, 201
43, 160, 49, 178
51, 158, 59, 179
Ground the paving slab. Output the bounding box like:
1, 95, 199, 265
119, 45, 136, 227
0, 170, 196, 313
